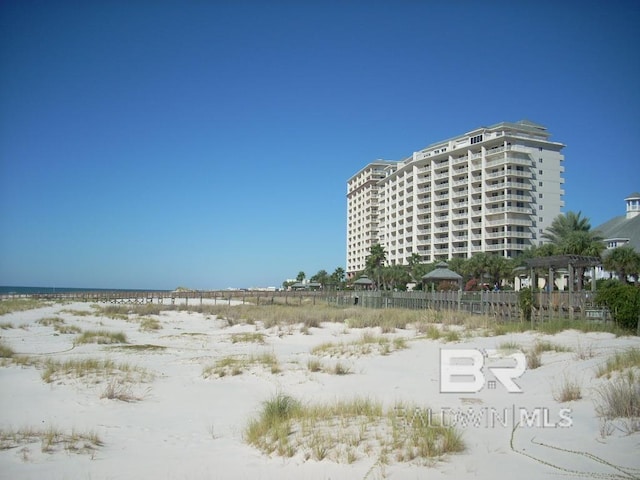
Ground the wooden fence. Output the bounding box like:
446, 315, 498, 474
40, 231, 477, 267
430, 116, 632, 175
1, 289, 610, 322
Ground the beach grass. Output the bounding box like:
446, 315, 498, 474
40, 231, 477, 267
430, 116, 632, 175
0, 341, 15, 358
553, 375, 582, 402
596, 347, 640, 378
41, 358, 152, 384
595, 371, 640, 434
74, 330, 127, 345
203, 351, 280, 378
311, 332, 408, 357
0, 298, 48, 316
37, 316, 65, 326
109, 344, 167, 352
0, 426, 103, 454
138, 317, 162, 332
244, 393, 464, 464
230, 332, 265, 344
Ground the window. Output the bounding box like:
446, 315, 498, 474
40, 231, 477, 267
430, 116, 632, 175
539, 158, 543, 162
539, 205, 543, 210
539, 181, 543, 187
539, 193, 543, 198
470, 135, 483, 144
539, 170, 543, 175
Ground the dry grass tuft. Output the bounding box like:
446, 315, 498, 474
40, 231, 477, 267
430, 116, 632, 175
244, 393, 464, 464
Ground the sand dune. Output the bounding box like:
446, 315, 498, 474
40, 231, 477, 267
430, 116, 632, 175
0, 301, 638, 479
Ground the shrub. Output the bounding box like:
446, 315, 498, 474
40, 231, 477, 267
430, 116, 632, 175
595, 281, 640, 331
518, 287, 533, 322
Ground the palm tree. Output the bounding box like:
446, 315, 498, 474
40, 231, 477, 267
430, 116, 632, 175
311, 270, 329, 288
296, 271, 306, 282
365, 244, 387, 289
330, 267, 345, 289
541, 211, 604, 290
603, 246, 640, 284
542, 211, 592, 244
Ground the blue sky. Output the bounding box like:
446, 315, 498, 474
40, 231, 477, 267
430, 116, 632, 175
1, 1, 639, 290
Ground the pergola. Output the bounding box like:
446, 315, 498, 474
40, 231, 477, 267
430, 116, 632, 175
524, 255, 601, 292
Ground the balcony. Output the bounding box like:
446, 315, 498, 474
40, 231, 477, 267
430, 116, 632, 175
453, 178, 469, 187
485, 146, 506, 157
434, 203, 449, 212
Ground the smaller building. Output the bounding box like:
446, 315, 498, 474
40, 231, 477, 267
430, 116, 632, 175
595, 192, 640, 251
593, 192, 640, 280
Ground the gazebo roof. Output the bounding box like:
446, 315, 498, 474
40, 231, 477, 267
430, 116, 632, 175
422, 262, 463, 281
353, 276, 373, 285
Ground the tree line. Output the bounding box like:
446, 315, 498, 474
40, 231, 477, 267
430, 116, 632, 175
284, 211, 640, 292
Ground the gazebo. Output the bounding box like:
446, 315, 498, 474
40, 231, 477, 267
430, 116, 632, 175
422, 262, 463, 291
353, 275, 374, 291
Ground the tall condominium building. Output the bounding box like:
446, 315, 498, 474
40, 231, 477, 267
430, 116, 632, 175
346, 120, 565, 279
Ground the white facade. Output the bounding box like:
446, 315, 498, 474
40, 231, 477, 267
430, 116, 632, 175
346, 120, 565, 278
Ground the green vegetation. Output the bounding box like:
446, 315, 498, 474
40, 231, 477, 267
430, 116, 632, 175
75, 330, 127, 345
244, 393, 464, 464
138, 317, 162, 331
109, 344, 167, 352
0, 298, 48, 316
37, 316, 65, 326
230, 332, 265, 344
0, 426, 103, 455
553, 375, 582, 402
60, 308, 93, 317
311, 332, 407, 357
532, 340, 572, 354
595, 371, 640, 434
0, 341, 15, 358
203, 352, 280, 378
596, 347, 640, 378
41, 358, 151, 384
595, 281, 640, 331
307, 357, 352, 375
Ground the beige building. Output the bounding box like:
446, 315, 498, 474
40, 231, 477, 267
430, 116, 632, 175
346, 120, 565, 279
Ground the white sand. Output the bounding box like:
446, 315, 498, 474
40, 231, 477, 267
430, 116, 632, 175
1, 302, 639, 479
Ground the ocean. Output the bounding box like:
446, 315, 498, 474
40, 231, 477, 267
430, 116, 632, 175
0, 286, 170, 295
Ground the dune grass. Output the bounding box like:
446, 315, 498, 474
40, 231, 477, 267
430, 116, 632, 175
306, 357, 352, 375
553, 375, 582, 402
138, 317, 162, 332
244, 393, 464, 464
0, 341, 15, 358
533, 340, 572, 353
596, 347, 640, 378
0, 426, 103, 454
311, 332, 407, 357
230, 332, 266, 344
41, 358, 152, 384
109, 344, 167, 352
74, 330, 127, 345
60, 308, 93, 317
0, 298, 48, 316
595, 371, 640, 434
203, 351, 280, 378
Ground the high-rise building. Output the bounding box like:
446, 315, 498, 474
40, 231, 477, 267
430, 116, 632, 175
346, 120, 565, 279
